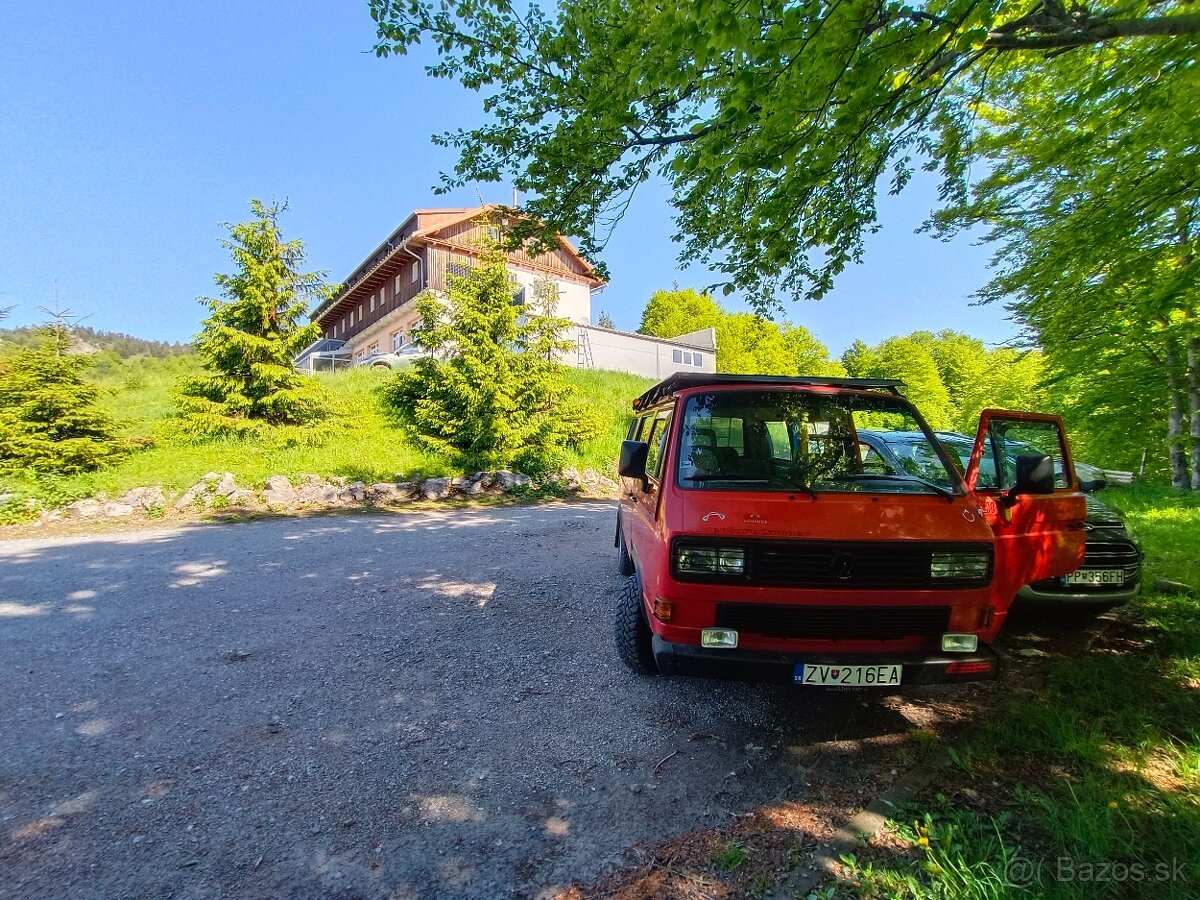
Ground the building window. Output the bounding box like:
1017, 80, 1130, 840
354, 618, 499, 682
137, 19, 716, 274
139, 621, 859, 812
356, 349, 366, 361
511, 285, 526, 306
368, 341, 379, 355
448, 260, 471, 278
357, 303, 363, 322
411, 261, 419, 283
369, 294, 375, 313
671, 348, 702, 366
392, 331, 404, 351
395, 274, 403, 294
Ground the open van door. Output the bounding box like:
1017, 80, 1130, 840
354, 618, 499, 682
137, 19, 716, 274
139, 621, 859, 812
964, 410, 1087, 606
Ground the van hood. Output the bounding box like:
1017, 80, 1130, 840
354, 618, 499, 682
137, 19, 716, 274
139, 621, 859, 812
674, 491, 994, 543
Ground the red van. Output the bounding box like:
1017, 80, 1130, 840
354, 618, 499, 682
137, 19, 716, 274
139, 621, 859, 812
614, 374, 1086, 686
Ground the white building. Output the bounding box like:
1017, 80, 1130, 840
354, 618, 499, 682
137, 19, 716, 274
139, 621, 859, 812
296, 206, 716, 377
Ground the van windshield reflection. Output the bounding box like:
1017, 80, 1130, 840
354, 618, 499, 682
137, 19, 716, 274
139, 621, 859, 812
676, 391, 958, 496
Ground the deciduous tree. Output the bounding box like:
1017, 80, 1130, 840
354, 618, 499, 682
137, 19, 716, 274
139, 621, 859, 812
931, 41, 1199, 485
637, 288, 840, 375
371, 0, 1200, 306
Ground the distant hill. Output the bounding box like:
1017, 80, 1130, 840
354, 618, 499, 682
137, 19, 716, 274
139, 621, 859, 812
0, 325, 192, 359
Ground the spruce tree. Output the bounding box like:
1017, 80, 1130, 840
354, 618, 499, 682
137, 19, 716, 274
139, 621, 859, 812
380, 243, 596, 472
0, 323, 126, 474
176, 199, 329, 436
513, 278, 593, 476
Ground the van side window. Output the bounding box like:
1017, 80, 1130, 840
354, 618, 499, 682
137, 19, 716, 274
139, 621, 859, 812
645, 414, 673, 481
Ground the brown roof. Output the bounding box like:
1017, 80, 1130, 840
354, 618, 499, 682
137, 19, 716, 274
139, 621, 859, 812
312, 206, 603, 322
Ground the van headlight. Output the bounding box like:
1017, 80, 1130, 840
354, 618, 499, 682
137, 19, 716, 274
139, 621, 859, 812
930, 550, 991, 581
674, 545, 746, 576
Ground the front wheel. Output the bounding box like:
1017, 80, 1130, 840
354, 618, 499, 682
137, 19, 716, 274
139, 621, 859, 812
616, 522, 635, 576
615, 575, 658, 675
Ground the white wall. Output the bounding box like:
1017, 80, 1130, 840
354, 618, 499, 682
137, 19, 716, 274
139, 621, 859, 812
508, 267, 591, 324
578, 326, 717, 379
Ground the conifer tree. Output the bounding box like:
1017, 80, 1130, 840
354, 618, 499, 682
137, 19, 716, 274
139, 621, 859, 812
175, 199, 329, 436
514, 278, 594, 475
0, 323, 126, 473
380, 241, 596, 472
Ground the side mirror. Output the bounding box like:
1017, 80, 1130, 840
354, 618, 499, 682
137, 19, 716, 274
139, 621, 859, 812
618, 440, 650, 487
1009, 454, 1055, 501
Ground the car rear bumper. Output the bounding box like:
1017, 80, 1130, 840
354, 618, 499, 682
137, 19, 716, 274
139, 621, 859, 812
651, 636, 1000, 685
1015, 581, 1140, 607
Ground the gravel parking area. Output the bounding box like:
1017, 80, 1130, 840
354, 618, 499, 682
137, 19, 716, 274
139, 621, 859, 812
2, 502, 1013, 898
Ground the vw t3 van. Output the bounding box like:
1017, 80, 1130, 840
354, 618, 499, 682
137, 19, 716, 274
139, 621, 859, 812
614, 375, 1086, 686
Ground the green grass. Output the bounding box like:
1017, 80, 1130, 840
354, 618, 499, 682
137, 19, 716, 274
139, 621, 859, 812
714, 841, 750, 871
841, 483, 1200, 898
0, 360, 651, 515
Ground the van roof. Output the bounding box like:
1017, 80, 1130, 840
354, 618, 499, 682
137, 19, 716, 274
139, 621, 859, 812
632, 374, 906, 410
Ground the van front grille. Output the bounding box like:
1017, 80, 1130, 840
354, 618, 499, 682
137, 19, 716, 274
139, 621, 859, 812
715, 603, 951, 640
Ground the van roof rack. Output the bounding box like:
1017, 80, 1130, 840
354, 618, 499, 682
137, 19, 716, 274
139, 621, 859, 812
632, 374, 906, 410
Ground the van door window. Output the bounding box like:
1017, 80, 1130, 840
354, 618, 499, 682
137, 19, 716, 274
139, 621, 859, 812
645, 414, 673, 481
988, 419, 1071, 490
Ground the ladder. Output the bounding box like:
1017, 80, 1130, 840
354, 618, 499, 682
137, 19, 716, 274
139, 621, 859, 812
577, 327, 594, 368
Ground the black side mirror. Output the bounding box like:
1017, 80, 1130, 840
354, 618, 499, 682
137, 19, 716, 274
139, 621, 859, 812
618, 440, 650, 488
1009, 454, 1055, 500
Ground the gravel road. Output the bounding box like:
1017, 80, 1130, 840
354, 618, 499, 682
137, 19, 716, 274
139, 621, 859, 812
2, 502, 1002, 898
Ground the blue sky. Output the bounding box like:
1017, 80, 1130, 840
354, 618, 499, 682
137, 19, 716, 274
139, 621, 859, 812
0, 1, 1019, 356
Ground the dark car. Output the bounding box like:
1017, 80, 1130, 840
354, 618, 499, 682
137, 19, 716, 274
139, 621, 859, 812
858, 429, 1141, 612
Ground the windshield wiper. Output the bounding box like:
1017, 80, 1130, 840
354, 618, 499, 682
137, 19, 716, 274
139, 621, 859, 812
828, 473, 956, 500
768, 474, 819, 500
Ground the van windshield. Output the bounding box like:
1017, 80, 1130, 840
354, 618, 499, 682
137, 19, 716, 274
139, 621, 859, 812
676, 390, 958, 496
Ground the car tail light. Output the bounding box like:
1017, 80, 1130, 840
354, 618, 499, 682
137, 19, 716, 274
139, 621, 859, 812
653, 598, 674, 622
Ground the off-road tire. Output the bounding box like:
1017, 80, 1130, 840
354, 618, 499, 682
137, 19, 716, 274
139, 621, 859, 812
615, 575, 658, 675
616, 519, 635, 576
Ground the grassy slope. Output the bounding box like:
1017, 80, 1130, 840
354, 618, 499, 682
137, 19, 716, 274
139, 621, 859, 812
845, 483, 1200, 898
0, 361, 650, 509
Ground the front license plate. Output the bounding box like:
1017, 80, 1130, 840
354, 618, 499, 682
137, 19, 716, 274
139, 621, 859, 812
1061, 569, 1125, 587
794, 663, 902, 687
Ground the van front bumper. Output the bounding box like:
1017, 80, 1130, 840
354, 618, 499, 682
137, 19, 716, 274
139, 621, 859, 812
651, 636, 1000, 685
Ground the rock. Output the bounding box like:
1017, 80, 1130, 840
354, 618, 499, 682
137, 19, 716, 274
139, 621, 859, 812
65, 498, 103, 519
215, 473, 239, 497
296, 481, 338, 505
347, 482, 367, 502
228, 489, 257, 506
39, 510, 63, 523
1013, 648, 1050, 658
175, 480, 210, 510
102, 502, 135, 518
421, 477, 452, 501
263, 476, 296, 507
369, 483, 411, 504
202, 472, 222, 483
494, 471, 532, 492
462, 479, 485, 497
120, 486, 164, 510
